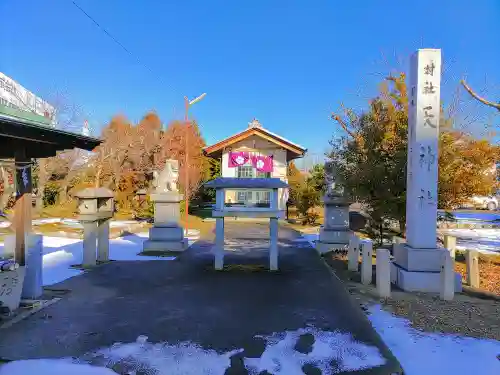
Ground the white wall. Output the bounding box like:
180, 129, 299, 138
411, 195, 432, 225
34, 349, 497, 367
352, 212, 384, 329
221, 135, 289, 209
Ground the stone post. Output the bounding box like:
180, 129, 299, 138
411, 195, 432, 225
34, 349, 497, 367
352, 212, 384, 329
466, 249, 480, 288
376, 248, 391, 298
20, 234, 43, 299
361, 241, 373, 285
269, 218, 279, 271
214, 217, 225, 270
269, 187, 279, 271
347, 233, 359, 272
97, 219, 110, 262
392, 49, 461, 293
440, 251, 455, 300
443, 235, 456, 259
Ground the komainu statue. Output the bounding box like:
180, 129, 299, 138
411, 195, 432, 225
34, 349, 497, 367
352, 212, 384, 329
153, 159, 179, 193
324, 161, 344, 197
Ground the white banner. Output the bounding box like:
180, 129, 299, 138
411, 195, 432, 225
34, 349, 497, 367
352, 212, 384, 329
0, 72, 56, 127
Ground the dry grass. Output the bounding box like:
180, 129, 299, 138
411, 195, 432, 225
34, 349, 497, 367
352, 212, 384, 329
454, 251, 500, 296
34, 223, 81, 234
287, 206, 324, 225
36, 202, 78, 219
179, 213, 215, 238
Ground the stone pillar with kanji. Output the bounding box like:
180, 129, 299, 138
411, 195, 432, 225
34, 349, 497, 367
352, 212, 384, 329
391, 49, 461, 293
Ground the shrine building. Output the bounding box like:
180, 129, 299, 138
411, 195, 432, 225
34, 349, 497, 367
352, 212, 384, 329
203, 118, 306, 209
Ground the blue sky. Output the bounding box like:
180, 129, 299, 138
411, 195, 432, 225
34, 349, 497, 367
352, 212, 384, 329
1, 0, 499, 156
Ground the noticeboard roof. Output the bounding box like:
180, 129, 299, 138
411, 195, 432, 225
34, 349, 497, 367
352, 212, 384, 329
0, 105, 101, 158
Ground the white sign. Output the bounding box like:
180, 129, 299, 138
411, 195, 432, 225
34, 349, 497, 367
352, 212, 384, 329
406, 49, 442, 249
0, 72, 56, 127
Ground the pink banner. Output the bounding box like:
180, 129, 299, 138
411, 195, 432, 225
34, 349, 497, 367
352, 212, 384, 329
228, 152, 250, 167
251, 154, 273, 173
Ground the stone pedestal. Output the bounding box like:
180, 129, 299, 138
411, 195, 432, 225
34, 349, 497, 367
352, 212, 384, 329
315, 195, 350, 255
143, 192, 187, 252
392, 244, 462, 292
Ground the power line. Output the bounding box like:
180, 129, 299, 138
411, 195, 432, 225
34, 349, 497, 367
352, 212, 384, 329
70, 1, 160, 81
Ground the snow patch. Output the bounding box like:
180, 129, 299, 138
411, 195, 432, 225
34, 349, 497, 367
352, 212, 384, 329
83, 335, 241, 375
244, 327, 386, 374
0, 359, 116, 375
367, 304, 500, 375
440, 228, 500, 254
0, 231, 188, 286
0, 330, 388, 375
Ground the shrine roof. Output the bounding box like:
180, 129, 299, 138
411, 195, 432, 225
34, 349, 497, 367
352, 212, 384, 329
74, 187, 114, 199
0, 105, 101, 158
203, 120, 306, 160
204, 177, 288, 189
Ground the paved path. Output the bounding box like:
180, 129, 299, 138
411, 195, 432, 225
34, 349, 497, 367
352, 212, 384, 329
0, 222, 401, 374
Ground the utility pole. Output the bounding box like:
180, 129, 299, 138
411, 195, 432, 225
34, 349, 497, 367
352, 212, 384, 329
183, 93, 206, 234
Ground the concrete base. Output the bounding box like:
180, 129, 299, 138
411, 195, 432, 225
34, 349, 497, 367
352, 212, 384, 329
142, 238, 188, 252
391, 262, 462, 293
393, 243, 445, 272
316, 241, 348, 255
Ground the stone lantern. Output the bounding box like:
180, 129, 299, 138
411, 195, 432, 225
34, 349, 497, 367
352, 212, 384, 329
315, 162, 351, 255
74, 187, 114, 266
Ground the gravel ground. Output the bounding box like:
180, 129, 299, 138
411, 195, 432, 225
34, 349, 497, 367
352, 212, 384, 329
324, 254, 500, 341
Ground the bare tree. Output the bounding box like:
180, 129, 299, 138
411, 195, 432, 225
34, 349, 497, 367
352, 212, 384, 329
460, 79, 500, 111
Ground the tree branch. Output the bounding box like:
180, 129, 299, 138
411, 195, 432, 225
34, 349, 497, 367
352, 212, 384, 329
460, 80, 500, 111
331, 113, 356, 138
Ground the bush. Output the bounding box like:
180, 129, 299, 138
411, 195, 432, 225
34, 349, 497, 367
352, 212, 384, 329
43, 181, 60, 207
302, 211, 320, 225
294, 179, 321, 225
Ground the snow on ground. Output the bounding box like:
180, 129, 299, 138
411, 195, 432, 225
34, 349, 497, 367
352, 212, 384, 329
4, 218, 153, 229
245, 327, 386, 374
295, 227, 500, 254
441, 228, 500, 254
367, 304, 500, 375
1, 312, 499, 375
0, 360, 116, 375
0, 328, 389, 375
0, 230, 200, 287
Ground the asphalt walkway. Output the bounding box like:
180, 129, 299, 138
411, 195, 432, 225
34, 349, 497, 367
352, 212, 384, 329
0, 222, 402, 374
